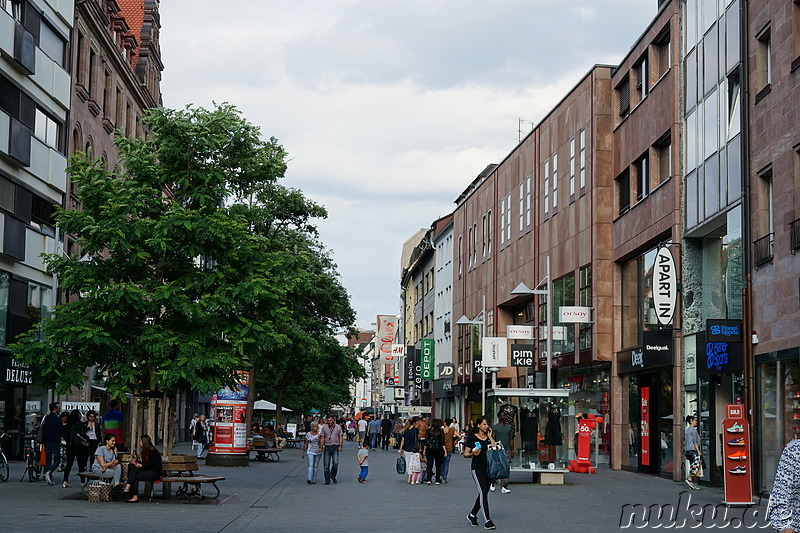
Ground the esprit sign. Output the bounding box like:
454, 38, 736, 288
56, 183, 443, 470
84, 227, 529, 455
653, 247, 677, 326
559, 307, 591, 323
507, 325, 534, 339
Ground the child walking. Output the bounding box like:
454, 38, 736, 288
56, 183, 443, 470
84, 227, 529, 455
409, 445, 425, 484
357, 440, 369, 483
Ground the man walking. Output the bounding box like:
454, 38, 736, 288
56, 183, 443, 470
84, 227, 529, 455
321, 416, 343, 485
491, 412, 514, 493
357, 417, 367, 444
103, 399, 126, 452
42, 402, 63, 485
380, 415, 393, 450
441, 417, 456, 482
368, 416, 381, 450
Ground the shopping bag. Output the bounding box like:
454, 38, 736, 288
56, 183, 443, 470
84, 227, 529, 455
396, 455, 406, 475
87, 481, 112, 502
487, 445, 510, 480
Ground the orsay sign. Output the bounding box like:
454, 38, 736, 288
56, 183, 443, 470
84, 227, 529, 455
653, 246, 677, 326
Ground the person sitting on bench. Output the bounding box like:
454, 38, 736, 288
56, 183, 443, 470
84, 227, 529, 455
123, 434, 162, 503
92, 433, 122, 485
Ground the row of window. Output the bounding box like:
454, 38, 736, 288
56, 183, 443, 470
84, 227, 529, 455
0, 73, 65, 154
616, 23, 671, 119
413, 312, 434, 344
2, 0, 69, 69
0, 174, 57, 237
616, 133, 672, 215
0, 270, 52, 348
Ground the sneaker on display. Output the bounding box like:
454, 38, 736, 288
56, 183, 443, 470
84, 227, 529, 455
729, 465, 747, 475
727, 423, 745, 433
727, 436, 745, 446
727, 451, 747, 460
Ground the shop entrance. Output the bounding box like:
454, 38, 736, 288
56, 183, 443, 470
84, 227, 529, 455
0, 383, 27, 460
623, 369, 674, 477
698, 372, 744, 486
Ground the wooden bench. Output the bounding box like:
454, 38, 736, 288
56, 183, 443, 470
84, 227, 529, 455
284, 438, 303, 449
160, 455, 225, 500
249, 437, 283, 462
509, 467, 567, 485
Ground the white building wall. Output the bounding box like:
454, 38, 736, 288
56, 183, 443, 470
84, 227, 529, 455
434, 226, 454, 371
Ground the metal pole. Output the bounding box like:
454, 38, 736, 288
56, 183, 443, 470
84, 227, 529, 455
546, 255, 552, 389
481, 294, 486, 416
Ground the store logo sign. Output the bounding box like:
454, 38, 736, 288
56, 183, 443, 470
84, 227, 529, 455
706, 342, 730, 371
631, 349, 644, 368
653, 247, 677, 326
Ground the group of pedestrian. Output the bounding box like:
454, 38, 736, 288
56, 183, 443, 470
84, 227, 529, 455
300, 415, 344, 484
40, 400, 126, 488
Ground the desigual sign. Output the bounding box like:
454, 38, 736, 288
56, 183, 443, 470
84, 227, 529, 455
653, 246, 677, 326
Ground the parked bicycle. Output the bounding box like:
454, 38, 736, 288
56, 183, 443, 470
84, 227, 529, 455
0, 433, 10, 482
21, 432, 41, 483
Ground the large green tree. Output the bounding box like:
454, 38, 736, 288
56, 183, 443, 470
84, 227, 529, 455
12, 104, 360, 446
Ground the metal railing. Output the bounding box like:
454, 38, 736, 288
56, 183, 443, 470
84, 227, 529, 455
753, 233, 774, 267
790, 219, 800, 253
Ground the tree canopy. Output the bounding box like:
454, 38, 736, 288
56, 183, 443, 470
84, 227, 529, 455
12, 104, 363, 408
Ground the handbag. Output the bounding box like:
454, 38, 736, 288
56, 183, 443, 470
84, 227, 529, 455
87, 480, 112, 502
396, 455, 406, 475
389, 436, 397, 447
487, 444, 510, 481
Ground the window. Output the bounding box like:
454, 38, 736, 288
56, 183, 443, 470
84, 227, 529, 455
655, 24, 671, 79
635, 155, 649, 202
482, 213, 487, 259
579, 265, 592, 350
28, 283, 52, 341
39, 19, 67, 68
617, 169, 631, 215
635, 56, 648, 104
1, 0, 21, 19
518, 183, 524, 232
458, 236, 462, 278
505, 193, 512, 242
655, 134, 672, 185
472, 222, 478, 266
34, 107, 61, 151
467, 225, 473, 267
500, 197, 506, 245
727, 71, 741, 140
0, 176, 15, 212
569, 137, 576, 197
115, 87, 124, 127
487, 210, 492, 255
103, 71, 112, 117
552, 153, 558, 212
544, 160, 550, 215
525, 176, 531, 226
579, 129, 586, 190
30, 193, 55, 235
756, 26, 772, 95
88, 49, 96, 98
758, 166, 774, 243
617, 76, 631, 118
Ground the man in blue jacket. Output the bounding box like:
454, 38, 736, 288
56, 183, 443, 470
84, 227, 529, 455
42, 402, 63, 485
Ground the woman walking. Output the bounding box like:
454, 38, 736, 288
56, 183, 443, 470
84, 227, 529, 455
194, 415, 208, 459
464, 416, 497, 530
301, 421, 323, 484
424, 418, 447, 485
398, 418, 419, 484
63, 409, 89, 488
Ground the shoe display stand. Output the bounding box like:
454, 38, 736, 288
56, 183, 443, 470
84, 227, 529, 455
721, 404, 754, 506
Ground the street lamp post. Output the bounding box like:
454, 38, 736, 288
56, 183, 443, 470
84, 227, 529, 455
511, 255, 552, 389
455, 295, 487, 416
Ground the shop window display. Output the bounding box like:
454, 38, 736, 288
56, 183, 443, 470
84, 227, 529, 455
759, 359, 800, 492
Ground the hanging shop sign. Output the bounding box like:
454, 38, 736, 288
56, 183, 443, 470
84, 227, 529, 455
539, 325, 566, 340
405, 345, 421, 389
62, 402, 101, 417
385, 344, 405, 363
376, 315, 399, 362
421, 339, 435, 379
653, 246, 678, 326
511, 344, 536, 367
707, 319, 743, 343
1, 357, 34, 384
559, 306, 592, 323
507, 325, 535, 339
640, 387, 651, 466
481, 337, 508, 368
617, 331, 674, 374
210, 370, 250, 455
438, 363, 455, 380
698, 340, 744, 376
722, 404, 754, 505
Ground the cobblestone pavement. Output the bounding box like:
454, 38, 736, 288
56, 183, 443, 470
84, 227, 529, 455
0, 440, 770, 532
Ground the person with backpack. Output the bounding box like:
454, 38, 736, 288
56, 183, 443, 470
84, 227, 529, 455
424, 418, 447, 485
193, 415, 209, 459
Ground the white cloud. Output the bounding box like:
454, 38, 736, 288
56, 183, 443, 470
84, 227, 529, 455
158, 0, 659, 325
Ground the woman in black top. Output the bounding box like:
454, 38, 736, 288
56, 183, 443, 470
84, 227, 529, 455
464, 416, 497, 530
124, 434, 162, 502
62, 410, 89, 488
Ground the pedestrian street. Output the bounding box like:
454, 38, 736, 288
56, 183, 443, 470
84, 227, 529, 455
0, 439, 769, 532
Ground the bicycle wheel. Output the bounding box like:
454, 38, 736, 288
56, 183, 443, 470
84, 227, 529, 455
0, 453, 8, 482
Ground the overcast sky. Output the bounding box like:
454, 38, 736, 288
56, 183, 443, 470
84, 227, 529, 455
159, 1, 659, 329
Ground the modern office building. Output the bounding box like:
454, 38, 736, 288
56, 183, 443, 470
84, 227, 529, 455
0, 0, 74, 457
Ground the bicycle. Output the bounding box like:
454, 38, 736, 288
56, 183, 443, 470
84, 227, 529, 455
0, 433, 9, 482
20, 432, 41, 483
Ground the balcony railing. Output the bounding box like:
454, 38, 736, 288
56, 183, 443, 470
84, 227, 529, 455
753, 233, 774, 268
791, 219, 800, 253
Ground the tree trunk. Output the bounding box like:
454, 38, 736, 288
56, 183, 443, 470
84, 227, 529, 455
275, 379, 286, 427
129, 394, 141, 458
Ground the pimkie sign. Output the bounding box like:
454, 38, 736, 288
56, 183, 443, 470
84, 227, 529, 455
653, 246, 678, 326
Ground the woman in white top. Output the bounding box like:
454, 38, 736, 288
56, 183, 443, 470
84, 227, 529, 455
84, 410, 102, 469
92, 433, 122, 485
301, 422, 324, 484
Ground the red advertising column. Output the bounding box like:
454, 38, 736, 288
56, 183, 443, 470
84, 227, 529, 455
640, 387, 650, 466
722, 404, 754, 505
207, 371, 250, 465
